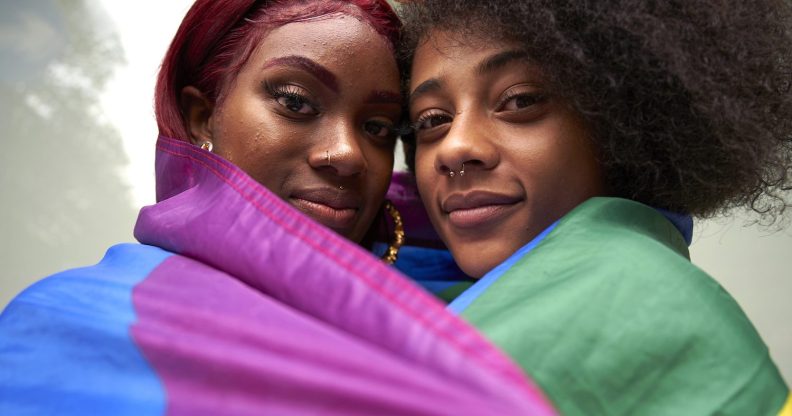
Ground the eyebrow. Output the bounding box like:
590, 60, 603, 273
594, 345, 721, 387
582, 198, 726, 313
366, 90, 402, 105
408, 50, 531, 105
408, 78, 442, 106
476, 50, 531, 75
261, 55, 338, 92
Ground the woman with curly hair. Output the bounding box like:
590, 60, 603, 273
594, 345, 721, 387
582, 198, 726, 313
399, 0, 792, 414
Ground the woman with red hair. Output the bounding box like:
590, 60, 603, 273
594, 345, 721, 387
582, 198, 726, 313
0, 1, 555, 414
157, 0, 404, 246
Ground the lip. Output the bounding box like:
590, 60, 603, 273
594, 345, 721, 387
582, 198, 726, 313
442, 190, 522, 229
290, 187, 361, 231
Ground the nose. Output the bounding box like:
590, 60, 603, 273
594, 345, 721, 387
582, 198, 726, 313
434, 111, 499, 177
308, 119, 367, 177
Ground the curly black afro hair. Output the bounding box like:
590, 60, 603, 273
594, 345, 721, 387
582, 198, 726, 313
398, 0, 792, 222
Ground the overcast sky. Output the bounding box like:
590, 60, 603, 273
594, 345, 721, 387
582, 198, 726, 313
97, 0, 193, 207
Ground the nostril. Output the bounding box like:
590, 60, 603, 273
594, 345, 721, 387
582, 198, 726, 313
442, 160, 475, 177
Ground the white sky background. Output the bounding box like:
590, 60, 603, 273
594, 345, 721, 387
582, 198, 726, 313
98, 0, 193, 207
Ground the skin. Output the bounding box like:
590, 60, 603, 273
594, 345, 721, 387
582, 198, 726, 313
182, 15, 401, 243
410, 31, 605, 278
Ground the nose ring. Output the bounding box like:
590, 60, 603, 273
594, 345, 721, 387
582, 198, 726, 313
448, 163, 465, 178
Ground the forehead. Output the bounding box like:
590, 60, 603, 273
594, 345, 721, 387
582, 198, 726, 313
250, 15, 396, 73
413, 31, 482, 69
411, 30, 524, 79
410, 30, 541, 95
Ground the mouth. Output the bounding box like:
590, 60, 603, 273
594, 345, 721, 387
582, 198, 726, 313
442, 191, 523, 230
290, 188, 360, 231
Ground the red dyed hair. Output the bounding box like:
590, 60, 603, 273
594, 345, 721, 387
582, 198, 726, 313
155, 0, 401, 140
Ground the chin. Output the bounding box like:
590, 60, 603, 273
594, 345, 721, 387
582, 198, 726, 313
461, 265, 489, 279
451, 247, 501, 279
450, 234, 528, 278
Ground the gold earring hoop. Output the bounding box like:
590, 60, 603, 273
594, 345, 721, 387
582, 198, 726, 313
381, 200, 404, 265
199, 141, 213, 152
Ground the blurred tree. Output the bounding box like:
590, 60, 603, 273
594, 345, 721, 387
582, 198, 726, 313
0, 0, 137, 306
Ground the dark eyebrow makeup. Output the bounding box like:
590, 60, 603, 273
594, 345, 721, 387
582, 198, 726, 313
262, 55, 339, 92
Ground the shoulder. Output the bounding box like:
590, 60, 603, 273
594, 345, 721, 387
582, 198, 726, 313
463, 198, 789, 415
466, 198, 720, 319
0, 243, 173, 415
524, 197, 724, 299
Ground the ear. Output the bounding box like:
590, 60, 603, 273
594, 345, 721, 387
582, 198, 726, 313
180, 86, 214, 145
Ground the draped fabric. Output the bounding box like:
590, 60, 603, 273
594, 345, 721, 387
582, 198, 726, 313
0, 135, 556, 415
450, 197, 790, 416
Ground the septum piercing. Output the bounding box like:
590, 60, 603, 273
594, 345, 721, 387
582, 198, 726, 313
448, 163, 465, 178
326, 150, 330, 165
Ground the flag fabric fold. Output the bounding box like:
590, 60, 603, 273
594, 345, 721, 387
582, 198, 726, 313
0, 135, 556, 416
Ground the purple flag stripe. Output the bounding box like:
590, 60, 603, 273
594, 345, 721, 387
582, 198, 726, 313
133, 136, 555, 414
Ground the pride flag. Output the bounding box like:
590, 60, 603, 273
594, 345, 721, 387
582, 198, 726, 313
0, 136, 555, 415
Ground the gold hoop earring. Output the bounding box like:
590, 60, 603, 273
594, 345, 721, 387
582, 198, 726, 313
199, 141, 213, 152
381, 200, 404, 265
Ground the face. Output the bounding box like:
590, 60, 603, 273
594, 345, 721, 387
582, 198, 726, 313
186, 15, 401, 243
409, 31, 604, 278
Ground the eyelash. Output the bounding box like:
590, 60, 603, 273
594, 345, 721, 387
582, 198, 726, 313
363, 120, 400, 145
412, 90, 547, 125
264, 82, 320, 114
412, 110, 452, 132
264, 81, 401, 145
496, 90, 547, 111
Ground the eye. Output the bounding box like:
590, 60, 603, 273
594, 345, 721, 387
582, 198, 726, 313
413, 111, 453, 131
265, 82, 319, 116
497, 91, 547, 112
276, 94, 316, 115
363, 119, 396, 139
